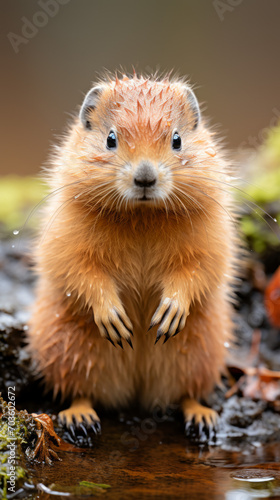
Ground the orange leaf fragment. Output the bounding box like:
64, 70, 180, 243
265, 266, 280, 327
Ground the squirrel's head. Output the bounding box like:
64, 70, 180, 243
59, 74, 226, 216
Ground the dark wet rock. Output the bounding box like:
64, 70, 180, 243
225, 397, 265, 428
247, 293, 267, 328
234, 255, 280, 370
0, 238, 36, 398
0, 310, 34, 398
59, 427, 98, 448
217, 396, 280, 442
233, 313, 254, 348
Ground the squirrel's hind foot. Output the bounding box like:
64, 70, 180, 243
182, 398, 218, 442
58, 398, 101, 438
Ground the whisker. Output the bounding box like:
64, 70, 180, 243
174, 179, 237, 228
40, 197, 75, 246
172, 187, 210, 244
173, 184, 212, 221
169, 191, 192, 233
161, 193, 170, 219
175, 174, 280, 241
16, 178, 93, 238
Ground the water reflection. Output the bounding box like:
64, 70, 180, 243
25, 416, 280, 499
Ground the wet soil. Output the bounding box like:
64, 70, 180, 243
1, 237, 280, 499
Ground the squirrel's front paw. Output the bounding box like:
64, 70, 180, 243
94, 305, 133, 349
149, 296, 189, 344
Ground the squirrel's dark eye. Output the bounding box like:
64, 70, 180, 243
106, 130, 117, 150
172, 131, 182, 151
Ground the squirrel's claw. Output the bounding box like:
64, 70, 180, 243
87, 414, 102, 435
78, 422, 88, 437
149, 298, 187, 344
102, 325, 116, 347
68, 423, 76, 439
126, 337, 134, 349
92, 420, 101, 435
98, 309, 133, 348
185, 419, 216, 442
116, 338, 123, 349
89, 421, 101, 435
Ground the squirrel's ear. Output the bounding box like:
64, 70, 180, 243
79, 86, 104, 129
182, 85, 200, 130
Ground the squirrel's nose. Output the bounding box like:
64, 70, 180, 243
134, 177, 156, 188
134, 163, 157, 188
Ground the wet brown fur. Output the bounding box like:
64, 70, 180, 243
28, 73, 237, 419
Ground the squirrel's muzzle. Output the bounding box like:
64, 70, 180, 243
134, 162, 158, 189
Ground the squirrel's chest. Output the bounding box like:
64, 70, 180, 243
108, 236, 168, 289
94, 218, 188, 290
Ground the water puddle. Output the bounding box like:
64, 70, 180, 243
12, 416, 280, 499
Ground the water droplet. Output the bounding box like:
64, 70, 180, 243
13, 229, 19, 235
12, 245, 15, 248
224, 342, 230, 348
205, 148, 216, 157
23, 325, 29, 331
55, 313, 60, 318
181, 159, 188, 166
66, 292, 71, 297
74, 194, 81, 199
273, 218, 277, 222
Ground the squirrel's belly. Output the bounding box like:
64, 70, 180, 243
89, 291, 229, 410
92, 326, 185, 410
86, 287, 179, 409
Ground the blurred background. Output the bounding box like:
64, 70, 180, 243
1, 0, 280, 176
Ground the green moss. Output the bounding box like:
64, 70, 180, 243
0, 459, 26, 499
240, 124, 280, 253
0, 398, 32, 498
243, 168, 280, 206
265, 123, 280, 163
0, 418, 27, 450
0, 175, 46, 233
80, 480, 111, 489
